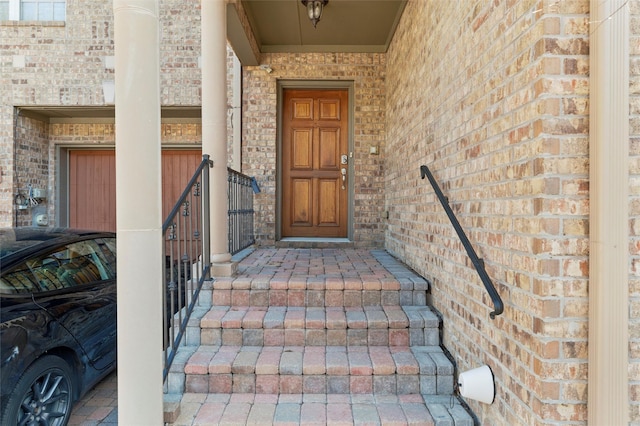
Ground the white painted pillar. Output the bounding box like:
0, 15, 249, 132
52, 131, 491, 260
588, 0, 629, 424
113, 1, 163, 424
202, 0, 236, 276
231, 53, 242, 171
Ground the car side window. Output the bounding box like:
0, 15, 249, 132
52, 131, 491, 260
0, 238, 115, 294
95, 238, 116, 277
52, 240, 112, 288
27, 254, 66, 291
0, 262, 41, 294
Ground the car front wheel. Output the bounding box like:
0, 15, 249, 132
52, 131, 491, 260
1, 355, 74, 426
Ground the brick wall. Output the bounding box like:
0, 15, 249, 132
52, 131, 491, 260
13, 115, 50, 227
159, 0, 202, 105
385, 0, 589, 424
0, 106, 16, 227
242, 53, 386, 247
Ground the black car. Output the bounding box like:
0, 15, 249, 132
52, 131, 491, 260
0, 228, 117, 426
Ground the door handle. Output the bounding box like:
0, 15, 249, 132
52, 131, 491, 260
341, 168, 347, 190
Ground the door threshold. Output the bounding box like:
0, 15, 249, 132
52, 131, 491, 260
276, 237, 354, 249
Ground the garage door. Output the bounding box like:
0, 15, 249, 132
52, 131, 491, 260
69, 150, 202, 232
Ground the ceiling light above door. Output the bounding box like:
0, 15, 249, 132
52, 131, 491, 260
301, 0, 328, 28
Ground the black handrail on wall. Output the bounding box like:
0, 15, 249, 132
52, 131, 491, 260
420, 165, 504, 319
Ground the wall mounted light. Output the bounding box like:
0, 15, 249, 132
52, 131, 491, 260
301, 0, 328, 28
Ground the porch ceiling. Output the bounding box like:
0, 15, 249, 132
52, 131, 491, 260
229, 0, 407, 65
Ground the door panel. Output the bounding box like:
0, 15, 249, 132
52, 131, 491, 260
282, 89, 348, 238
319, 98, 341, 120
291, 179, 312, 226
318, 179, 339, 225
292, 98, 313, 119
69, 150, 201, 232
69, 151, 116, 232
319, 129, 339, 169
292, 130, 313, 170
161, 150, 202, 220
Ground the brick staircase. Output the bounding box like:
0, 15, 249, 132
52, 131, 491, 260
164, 249, 475, 425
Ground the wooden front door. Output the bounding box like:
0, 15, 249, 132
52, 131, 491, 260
69, 149, 201, 232
282, 89, 349, 238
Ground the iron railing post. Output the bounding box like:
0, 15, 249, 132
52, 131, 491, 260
227, 167, 256, 255
202, 154, 212, 277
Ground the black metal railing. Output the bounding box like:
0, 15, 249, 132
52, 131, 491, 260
162, 155, 213, 381
228, 167, 257, 255
420, 165, 504, 319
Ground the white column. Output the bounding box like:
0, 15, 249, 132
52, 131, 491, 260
202, 0, 236, 276
231, 54, 242, 171
113, 1, 163, 424
588, 0, 629, 424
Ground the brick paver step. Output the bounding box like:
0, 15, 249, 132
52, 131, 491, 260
210, 278, 429, 307
212, 275, 429, 292
184, 345, 454, 395
169, 392, 443, 425
199, 305, 440, 347
210, 248, 431, 307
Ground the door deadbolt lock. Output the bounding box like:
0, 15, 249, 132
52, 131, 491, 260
341, 155, 348, 165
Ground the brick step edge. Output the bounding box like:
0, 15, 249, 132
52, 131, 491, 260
201, 305, 440, 330
164, 394, 475, 426
202, 326, 439, 347
183, 345, 453, 395
212, 287, 429, 307
199, 305, 440, 347
424, 395, 476, 426
212, 276, 429, 292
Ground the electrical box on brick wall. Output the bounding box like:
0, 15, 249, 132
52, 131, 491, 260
30, 188, 46, 199
31, 205, 48, 227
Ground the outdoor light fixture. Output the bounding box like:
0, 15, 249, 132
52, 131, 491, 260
301, 0, 328, 28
